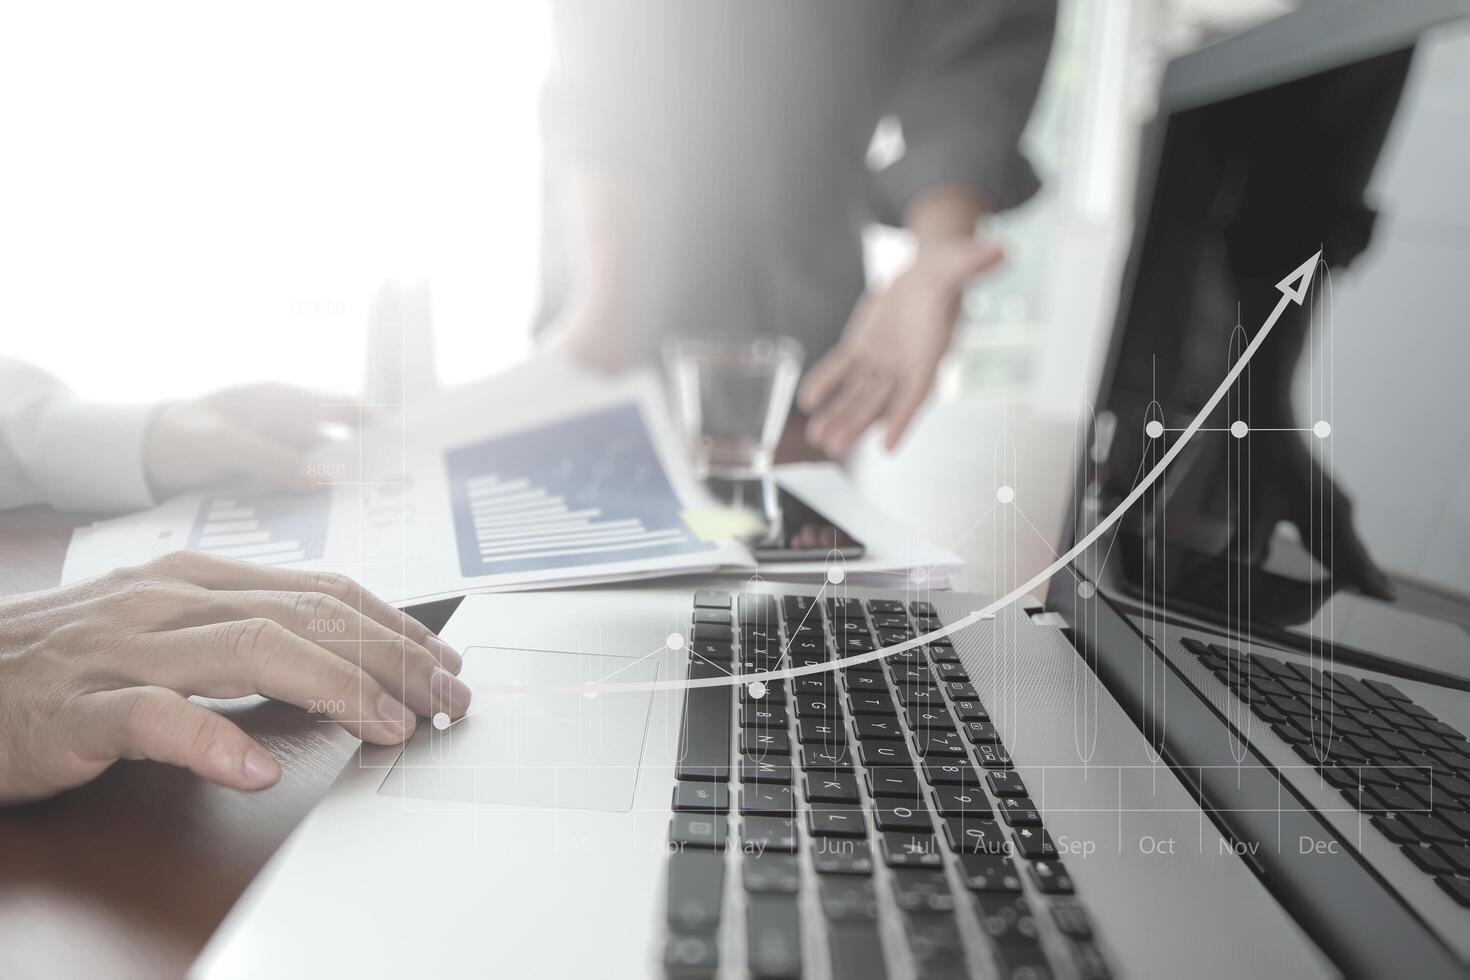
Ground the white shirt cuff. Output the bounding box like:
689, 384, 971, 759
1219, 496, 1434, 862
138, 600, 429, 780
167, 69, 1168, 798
30, 397, 159, 513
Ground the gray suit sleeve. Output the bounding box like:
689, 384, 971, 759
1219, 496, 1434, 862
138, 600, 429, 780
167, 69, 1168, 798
871, 0, 1058, 225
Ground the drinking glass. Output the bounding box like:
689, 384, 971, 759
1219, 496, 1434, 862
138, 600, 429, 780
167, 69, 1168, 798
664, 335, 804, 479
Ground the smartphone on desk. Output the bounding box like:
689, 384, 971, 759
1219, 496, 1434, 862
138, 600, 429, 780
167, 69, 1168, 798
752, 486, 865, 562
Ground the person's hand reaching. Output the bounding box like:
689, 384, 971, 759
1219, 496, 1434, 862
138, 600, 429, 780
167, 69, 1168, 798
799, 239, 1002, 458
144, 384, 363, 500
0, 551, 469, 804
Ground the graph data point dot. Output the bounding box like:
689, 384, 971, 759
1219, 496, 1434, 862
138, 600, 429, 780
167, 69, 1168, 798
1077, 582, 1096, 599
432, 712, 451, 731
1145, 420, 1164, 439
748, 681, 767, 699
910, 567, 929, 585
1230, 420, 1249, 439
581, 685, 598, 700
666, 632, 685, 651
996, 485, 1015, 504
827, 567, 845, 585
1313, 420, 1331, 439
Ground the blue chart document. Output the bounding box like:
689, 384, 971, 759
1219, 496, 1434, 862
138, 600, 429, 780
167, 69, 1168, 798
186, 492, 331, 565
444, 403, 716, 578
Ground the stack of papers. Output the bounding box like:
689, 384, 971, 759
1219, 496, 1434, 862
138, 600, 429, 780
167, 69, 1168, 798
61, 353, 961, 603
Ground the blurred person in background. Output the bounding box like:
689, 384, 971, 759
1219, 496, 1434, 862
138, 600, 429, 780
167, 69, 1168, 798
0, 358, 468, 804
538, 0, 1056, 459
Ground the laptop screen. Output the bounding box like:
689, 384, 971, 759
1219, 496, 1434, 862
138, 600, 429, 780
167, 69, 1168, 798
1078, 16, 1470, 676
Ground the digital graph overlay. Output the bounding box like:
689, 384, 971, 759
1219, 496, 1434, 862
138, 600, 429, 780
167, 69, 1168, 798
444, 403, 716, 577
464, 249, 1325, 697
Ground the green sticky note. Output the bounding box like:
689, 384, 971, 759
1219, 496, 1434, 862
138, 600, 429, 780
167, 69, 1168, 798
681, 507, 767, 543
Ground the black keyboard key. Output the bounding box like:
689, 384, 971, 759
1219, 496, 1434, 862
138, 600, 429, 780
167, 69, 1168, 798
946, 681, 980, 701
933, 663, 971, 683
804, 770, 861, 804
739, 592, 779, 619
664, 931, 720, 977
801, 743, 856, 772
911, 600, 936, 616
746, 894, 802, 979
903, 913, 966, 974
1028, 859, 1075, 894
906, 704, 955, 730
693, 608, 732, 626
793, 692, 842, 718
895, 683, 942, 708
912, 727, 968, 758
963, 720, 1001, 744
808, 804, 869, 838
859, 740, 913, 768
933, 785, 992, 817
1435, 843, 1470, 875
1399, 813, 1461, 845
742, 681, 787, 706
925, 644, 961, 664
887, 662, 933, 687
694, 590, 731, 610
743, 816, 798, 853
951, 698, 988, 722
853, 716, 905, 741
741, 701, 788, 729
792, 674, 836, 696
891, 868, 957, 914
998, 797, 1042, 827
691, 623, 733, 645
744, 853, 801, 894
782, 594, 817, 620
881, 832, 943, 868
673, 781, 729, 813
820, 877, 880, 922
870, 613, 911, 630
1051, 902, 1094, 939
875, 801, 934, 832
994, 942, 1056, 980
867, 598, 906, 615
876, 628, 915, 647
867, 767, 923, 800
923, 759, 981, 786
1371, 815, 1420, 845
843, 670, 885, 691
812, 837, 876, 875
739, 730, 790, 756
1012, 827, 1058, 860
973, 742, 1014, 770
742, 785, 795, 817
740, 755, 794, 785
676, 685, 731, 782
849, 691, 898, 717
670, 812, 728, 850
796, 717, 845, 745
987, 770, 1028, 797
1402, 843, 1456, 876
959, 851, 1023, 892
1364, 678, 1411, 704
826, 597, 865, 619
826, 924, 887, 980
688, 639, 734, 663
667, 850, 725, 930
1436, 875, 1470, 907
972, 892, 1041, 946
837, 635, 877, 655
944, 815, 1009, 855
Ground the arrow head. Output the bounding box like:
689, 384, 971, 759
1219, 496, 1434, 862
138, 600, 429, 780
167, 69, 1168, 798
1276, 249, 1324, 305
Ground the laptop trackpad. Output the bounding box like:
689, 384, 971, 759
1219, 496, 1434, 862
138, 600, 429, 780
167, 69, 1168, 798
378, 645, 659, 811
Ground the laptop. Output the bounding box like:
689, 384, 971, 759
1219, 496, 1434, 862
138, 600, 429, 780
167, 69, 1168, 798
192, 2, 1470, 978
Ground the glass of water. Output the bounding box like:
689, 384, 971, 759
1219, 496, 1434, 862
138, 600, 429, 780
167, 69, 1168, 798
664, 334, 804, 479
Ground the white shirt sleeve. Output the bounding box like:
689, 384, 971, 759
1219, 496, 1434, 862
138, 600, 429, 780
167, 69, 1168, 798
0, 357, 159, 514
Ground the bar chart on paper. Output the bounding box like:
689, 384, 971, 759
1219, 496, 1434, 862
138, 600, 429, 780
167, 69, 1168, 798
445, 403, 715, 577
186, 492, 331, 566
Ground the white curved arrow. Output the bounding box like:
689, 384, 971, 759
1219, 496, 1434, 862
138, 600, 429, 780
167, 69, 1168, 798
480, 250, 1323, 696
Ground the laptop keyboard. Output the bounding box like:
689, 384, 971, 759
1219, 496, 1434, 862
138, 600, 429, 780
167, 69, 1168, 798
1183, 638, 1470, 908
662, 591, 1111, 979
